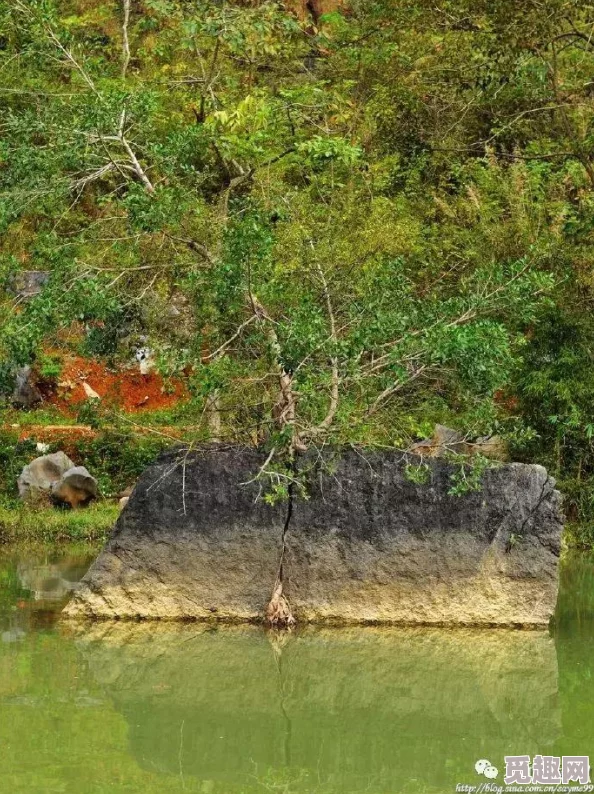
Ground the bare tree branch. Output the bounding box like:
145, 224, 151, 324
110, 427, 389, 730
117, 109, 155, 194
121, 0, 131, 79
367, 365, 429, 416
46, 29, 102, 99
310, 258, 339, 434
203, 314, 258, 361
251, 296, 305, 452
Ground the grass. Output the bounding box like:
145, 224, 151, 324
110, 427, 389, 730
564, 522, 594, 551
1, 406, 77, 427
0, 500, 119, 546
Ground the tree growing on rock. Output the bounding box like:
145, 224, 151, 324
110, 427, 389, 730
2, 0, 593, 520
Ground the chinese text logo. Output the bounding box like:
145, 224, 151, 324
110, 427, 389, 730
502, 755, 590, 785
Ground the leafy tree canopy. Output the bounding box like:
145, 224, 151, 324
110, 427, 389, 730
0, 0, 593, 500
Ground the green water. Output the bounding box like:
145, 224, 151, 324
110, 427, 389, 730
0, 550, 592, 794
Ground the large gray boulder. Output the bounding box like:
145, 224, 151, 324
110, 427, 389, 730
51, 466, 98, 508
18, 451, 75, 502
18, 453, 98, 508
63, 445, 563, 626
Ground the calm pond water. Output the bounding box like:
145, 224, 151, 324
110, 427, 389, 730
0, 549, 592, 794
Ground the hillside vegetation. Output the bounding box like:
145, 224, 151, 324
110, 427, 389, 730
1, 1, 594, 540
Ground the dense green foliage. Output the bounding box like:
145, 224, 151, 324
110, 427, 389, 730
1, 1, 594, 533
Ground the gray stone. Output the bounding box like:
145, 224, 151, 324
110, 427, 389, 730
51, 466, 98, 508
18, 451, 75, 502
283, 449, 562, 626
407, 424, 504, 458
8, 270, 49, 300
11, 366, 42, 408
64, 446, 286, 620
471, 434, 508, 460
63, 445, 563, 627
431, 424, 469, 456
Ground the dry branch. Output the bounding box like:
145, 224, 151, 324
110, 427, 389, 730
121, 0, 131, 79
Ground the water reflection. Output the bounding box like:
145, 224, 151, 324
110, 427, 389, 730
0, 551, 93, 643
4, 550, 594, 794
17, 558, 90, 602
69, 621, 560, 792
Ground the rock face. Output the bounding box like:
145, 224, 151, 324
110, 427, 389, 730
66, 447, 286, 621
7, 270, 49, 300
11, 366, 42, 408
18, 452, 76, 501
51, 466, 98, 508
64, 445, 563, 626
18, 452, 98, 508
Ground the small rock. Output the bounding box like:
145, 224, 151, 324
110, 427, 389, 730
51, 466, 98, 509
409, 425, 470, 457
8, 270, 49, 300
408, 438, 434, 455
135, 346, 153, 375
82, 382, 101, 400
119, 496, 129, 510
11, 366, 42, 409
35, 442, 50, 454
472, 435, 508, 461
432, 424, 468, 455
18, 452, 76, 502
1, 628, 26, 644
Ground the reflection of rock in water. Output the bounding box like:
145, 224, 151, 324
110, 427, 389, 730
1, 628, 26, 643
70, 623, 560, 792
18, 559, 92, 602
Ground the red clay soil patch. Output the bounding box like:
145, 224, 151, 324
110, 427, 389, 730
45, 356, 189, 416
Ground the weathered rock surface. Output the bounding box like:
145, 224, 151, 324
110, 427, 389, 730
7, 270, 49, 300
66, 447, 286, 620
17, 452, 98, 508
11, 366, 42, 408
18, 451, 75, 502
64, 445, 563, 626
51, 466, 98, 508
284, 451, 562, 626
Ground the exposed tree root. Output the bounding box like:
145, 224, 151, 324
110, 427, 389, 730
266, 577, 295, 628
